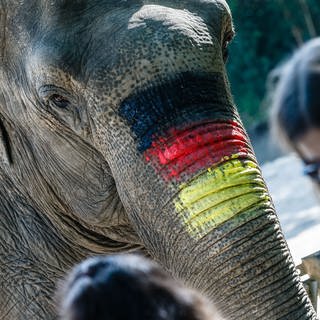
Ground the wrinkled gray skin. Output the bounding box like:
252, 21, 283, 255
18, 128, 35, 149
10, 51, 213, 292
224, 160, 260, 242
0, 1, 317, 319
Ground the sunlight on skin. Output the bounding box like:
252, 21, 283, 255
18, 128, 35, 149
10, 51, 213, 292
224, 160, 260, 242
142, 119, 271, 238
175, 159, 270, 238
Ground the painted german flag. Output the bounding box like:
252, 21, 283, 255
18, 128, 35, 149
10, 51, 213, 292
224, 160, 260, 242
119, 74, 270, 238
141, 119, 270, 238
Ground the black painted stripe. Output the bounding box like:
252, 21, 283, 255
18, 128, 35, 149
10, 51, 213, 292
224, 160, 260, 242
118, 72, 234, 152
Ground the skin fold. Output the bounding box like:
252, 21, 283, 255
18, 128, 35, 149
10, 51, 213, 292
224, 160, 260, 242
0, 1, 317, 319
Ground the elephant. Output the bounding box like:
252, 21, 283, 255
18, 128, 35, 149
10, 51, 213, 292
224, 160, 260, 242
0, 0, 316, 319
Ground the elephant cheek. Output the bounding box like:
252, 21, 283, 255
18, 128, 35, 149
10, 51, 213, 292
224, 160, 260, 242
143, 120, 271, 239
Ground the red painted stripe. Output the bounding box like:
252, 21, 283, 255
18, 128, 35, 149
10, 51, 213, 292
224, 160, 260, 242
144, 120, 252, 180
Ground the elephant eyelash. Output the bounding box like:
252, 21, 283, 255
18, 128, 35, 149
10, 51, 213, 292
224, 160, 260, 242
38, 85, 84, 131
39, 85, 72, 109
49, 94, 71, 109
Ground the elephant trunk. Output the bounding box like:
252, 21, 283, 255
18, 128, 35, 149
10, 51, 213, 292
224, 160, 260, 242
140, 118, 314, 318
95, 73, 317, 318
144, 120, 266, 238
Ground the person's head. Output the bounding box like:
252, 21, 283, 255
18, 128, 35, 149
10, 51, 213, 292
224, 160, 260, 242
56, 254, 223, 320
271, 37, 320, 182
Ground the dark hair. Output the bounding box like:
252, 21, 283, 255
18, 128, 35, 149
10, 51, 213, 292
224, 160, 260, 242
270, 37, 320, 150
56, 254, 222, 320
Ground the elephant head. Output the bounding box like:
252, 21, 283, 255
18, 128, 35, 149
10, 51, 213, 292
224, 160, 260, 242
0, 1, 316, 319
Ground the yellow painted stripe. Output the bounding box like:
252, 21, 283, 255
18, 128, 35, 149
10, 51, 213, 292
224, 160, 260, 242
175, 159, 271, 238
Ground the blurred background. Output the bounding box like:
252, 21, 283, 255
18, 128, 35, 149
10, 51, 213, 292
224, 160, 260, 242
225, 1, 320, 298
227, 0, 320, 163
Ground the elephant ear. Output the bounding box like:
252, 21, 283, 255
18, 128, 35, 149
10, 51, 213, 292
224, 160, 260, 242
0, 115, 13, 165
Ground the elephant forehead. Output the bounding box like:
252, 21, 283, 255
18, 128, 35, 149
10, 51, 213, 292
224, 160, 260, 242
27, 4, 225, 101
88, 9, 225, 112
127, 5, 214, 43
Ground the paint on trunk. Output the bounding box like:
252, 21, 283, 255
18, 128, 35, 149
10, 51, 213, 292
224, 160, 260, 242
175, 159, 271, 238
118, 72, 231, 152
140, 118, 270, 239
121, 106, 269, 238
144, 120, 252, 181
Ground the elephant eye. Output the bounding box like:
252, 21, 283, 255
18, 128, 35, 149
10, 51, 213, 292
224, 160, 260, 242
49, 94, 70, 109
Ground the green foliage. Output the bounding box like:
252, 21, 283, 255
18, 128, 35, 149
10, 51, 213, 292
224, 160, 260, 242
226, 0, 320, 127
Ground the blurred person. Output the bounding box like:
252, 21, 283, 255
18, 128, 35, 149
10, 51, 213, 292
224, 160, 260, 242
56, 254, 225, 320
270, 37, 320, 186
